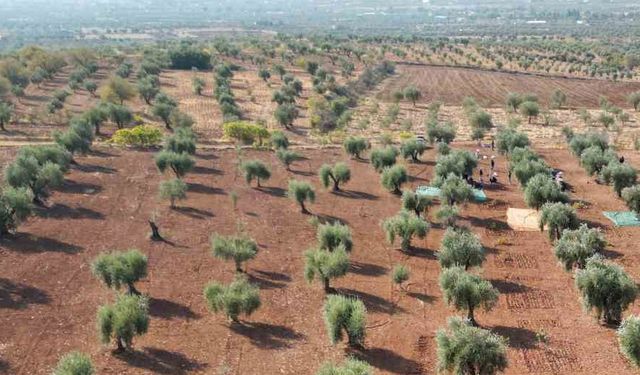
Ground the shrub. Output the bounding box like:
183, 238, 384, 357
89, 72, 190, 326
440, 174, 473, 206
550, 89, 567, 109
505, 92, 522, 112
601, 162, 638, 197
519, 101, 540, 123
629, 91, 640, 111
97, 294, 149, 352
618, 316, 640, 367
539, 202, 579, 241
203, 275, 260, 322
92, 249, 148, 295
223, 121, 270, 145
523, 173, 568, 210
576, 257, 638, 325
569, 132, 608, 156
392, 264, 410, 288
426, 121, 456, 145
159, 178, 187, 208
210, 234, 258, 273
382, 210, 429, 252
343, 136, 369, 159
111, 125, 163, 147
240, 160, 271, 187
401, 190, 433, 217
580, 146, 617, 176
0, 187, 33, 238
511, 159, 550, 187
53, 352, 93, 375
439, 267, 499, 326
469, 110, 493, 131
622, 185, 640, 216
370, 146, 398, 172
554, 224, 606, 271
192, 77, 205, 95
438, 227, 485, 270
317, 222, 353, 252
276, 149, 303, 170
432, 150, 477, 186
270, 130, 289, 149
316, 358, 373, 375
274, 103, 298, 128
436, 317, 508, 374
436, 205, 460, 227
100, 76, 136, 104
4, 155, 64, 203
155, 151, 195, 178
304, 246, 350, 293
287, 180, 315, 213
323, 295, 366, 348
319, 163, 351, 191
400, 139, 427, 162
381, 165, 408, 194
496, 127, 530, 155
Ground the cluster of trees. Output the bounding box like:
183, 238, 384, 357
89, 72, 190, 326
505, 92, 540, 123
463, 97, 493, 141
214, 63, 242, 122
272, 72, 302, 129
156, 121, 196, 208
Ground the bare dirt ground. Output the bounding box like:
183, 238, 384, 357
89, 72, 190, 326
382, 64, 640, 108
1, 142, 640, 374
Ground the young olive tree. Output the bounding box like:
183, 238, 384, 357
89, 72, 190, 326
391, 264, 410, 290
400, 139, 427, 162
203, 275, 261, 323
164, 128, 196, 155
0, 187, 33, 238
270, 131, 289, 149
440, 174, 473, 206
436, 317, 508, 375
370, 147, 398, 172
496, 127, 530, 156
317, 222, 353, 252
53, 352, 94, 375
97, 294, 149, 353
403, 85, 421, 106
622, 185, 640, 217
381, 165, 407, 194
319, 163, 351, 191
276, 149, 303, 171
426, 121, 456, 145
580, 146, 617, 176
401, 190, 433, 218
576, 257, 638, 325
287, 180, 315, 213
554, 224, 606, 271
439, 266, 499, 326
382, 210, 429, 252
240, 160, 271, 188
539, 202, 579, 241
618, 315, 640, 367
438, 227, 485, 270
155, 151, 195, 178
92, 249, 148, 295
343, 136, 369, 159
316, 358, 373, 375
523, 173, 568, 210
519, 101, 540, 123
210, 234, 258, 273
5, 155, 64, 205
432, 150, 477, 186
159, 178, 187, 208
323, 295, 366, 348
601, 162, 638, 197
304, 246, 350, 293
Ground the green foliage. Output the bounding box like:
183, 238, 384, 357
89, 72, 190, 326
400, 139, 427, 162
111, 125, 163, 147
223, 121, 270, 145
523, 173, 568, 210
439, 267, 499, 325
519, 100, 540, 123
270, 130, 289, 149
0, 101, 13, 130
511, 159, 551, 187
317, 222, 353, 252
304, 246, 350, 292
432, 150, 477, 187
203, 275, 260, 322
5, 154, 64, 202
97, 294, 149, 351
426, 121, 456, 144
168, 45, 212, 70
580, 146, 617, 176
436, 205, 460, 227
438, 227, 485, 270
276, 149, 303, 170
319, 163, 351, 191
403, 85, 421, 105
210, 234, 258, 272
569, 132, 608, 156
439, 174, 473, 206
0, 187, 33, 237
53, 352, 94, 375
343, 136, 369, 159
554, 224, 606, 271
401, 190, 433, 217
539, 202, 579, 241
382, 210, 429, 251
601, 162, 638, 197
100, 76, 136, 104
505, 92, 522, 112
468, 110, 493, 131
392, 264, 410, 286
274, 103, 298, 128
92, 249, 148, 295
576, 257, 638, 325
622, 185, 640, 216
316, 358, 373, 375
436, 317, 508, 375
159, 178, 187, 208
618, 315, 640, 367
155, 151, 195, 178
323, 294, 366, 347
137, 75, 159, 105
550, 89, 567, 109
164, 127, 196, 155
629, 91, 640, 111
152, 101, 176, 129
105, 103, 133, 129
240, 160, 271, 187
370, 146, 398, 172
287, 179, 316, 213
381, 165, 408, 194
17, 145, 71, 172
192, 77, 205, 95
496, 127, 530, 155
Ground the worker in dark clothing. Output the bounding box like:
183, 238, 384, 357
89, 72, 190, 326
508, 169, 512, 184
620, 156, 625, 164
491, 139, 495, 151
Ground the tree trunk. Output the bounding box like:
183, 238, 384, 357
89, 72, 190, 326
127, 283, 140, 296
0, 121, 5, 132
401, 238, 410, 252
323, 277, 330, 293
149, 220, 163, 241
467, 306, 477, 326
235, 260, 243, 273
332, 177, 340, 192
115, 337, 126, 353
300, 201, 308, 214
95, 122, 101, 136
256, 178, 261, 188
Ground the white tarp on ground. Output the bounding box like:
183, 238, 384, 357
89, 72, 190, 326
507, 208, 542, 231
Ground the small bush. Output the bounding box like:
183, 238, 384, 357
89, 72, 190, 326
0, 187, 33, 237
159, 178, 187, 208
381, 165, 408, 194
382, 210, 429, 252
270, 131, 289, 149
53, 352, 93, 375
240, 160, 271, 187
392, 264, 410, 288
287, 180, 315, 213
203, 275, 261, 322
111, 125, 163, 147
619, 315, 640, 367
622, 185, 640, 216
97, 294, 149, 352
316, 358, 373, 375
319, 163, 351, 191
210, 234, 258, 273
223, 121, 270, 145
323, 295, 366, 348
92, 249, 148, 295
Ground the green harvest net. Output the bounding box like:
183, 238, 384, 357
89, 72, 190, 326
415, 186, 487, 203
603, 211, 640, 227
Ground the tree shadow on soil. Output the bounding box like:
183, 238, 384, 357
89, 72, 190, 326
0, 234, 82, 254
247, 272, 288, 290
315, 214, 349, 226
337, 288, 403, 314
349, 261, 387, 277
187, 182, 226, 195
466, 216, 509, 231
148, 297, 199, 320
192, 165, 223, 175
258, 186, 287, 198
61, 180, 103, 194
0, 278, 51, 309
333, 189, 378, 200
73, 163, 117, 174
489, 279, 531, 294
230, 322, 305, 349
173, 206, 214, 220
404, 246, 437, 260
347, 347, 422, 374
491, 325, 538, 349
406, 291, 436, 304
37, 204, 105, 220
118, 347, 207, 375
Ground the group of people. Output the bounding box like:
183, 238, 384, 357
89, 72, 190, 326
466, 144, 500, 190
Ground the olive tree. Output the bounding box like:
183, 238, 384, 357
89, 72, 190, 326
276, 149, 303, 171
203, 275, 261, 323
403, 85, 421, 106
210, 234, 258, 273
0, 101, 13, 132
317, 222, 353, 252
622, 185, 640, 217
523, 173, 568, 210
287, 180, 315, 213
439, 267, 499, 326
381, 165, 407, 194
618, 315, 640, 367
576, 257, 638, 325
433, 150, 477, 186
137, 76, 159, 105
0, 187, 33, 238
496, 127, 530, 155
438, 227, 485, 270
5, 155, 64, 204
92, 249, 148, 295
539, 202, 579, 241
274, 103, 298, 128
97, 294, 149, 353
401, 190, 433, 217
400, 139, 427, 162
159, 178, 187, 208
554, 224, 606, 271
316, 358, 373, 375
319, 163, 351, 191
164, 128, 196, 155
426, 121, 456, 145
155, 151, 195, 178
601, 162, 637, 197
580, 146, 617, 176
370, 146, 398, 172
54, 352, 94, 375
323, 295, 366, 348
629, 91, 640, 111
270, 131, 289, 149
440, 174, 473, 206
505, 92, 522, 112
392, 264, 410, 290
343, 136, 369, 159
240, 160, 271, 187
304, 246, 350, 293
105, 104, 132, 129
436, 317, 508, 375
511, 159, 551, 187
519, 101, 540, 123
550, 89, 567, 109
382, 210, 429, 252
569, 132, 608, 157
